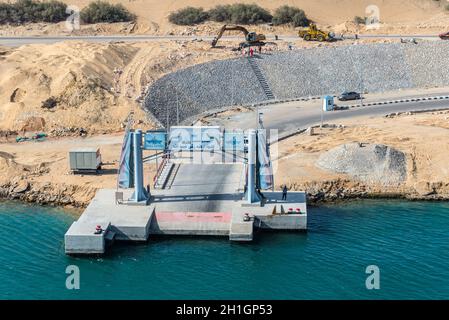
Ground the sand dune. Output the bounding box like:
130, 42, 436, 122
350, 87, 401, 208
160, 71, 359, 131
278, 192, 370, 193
49, 0, 445, 25
0, 0, 447, 36
0, 39, 237, 135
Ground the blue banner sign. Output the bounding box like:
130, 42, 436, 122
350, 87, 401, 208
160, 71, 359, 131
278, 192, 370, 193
224, 131, 245, 151
169, 126, 222, 151
144, 131, 167, 150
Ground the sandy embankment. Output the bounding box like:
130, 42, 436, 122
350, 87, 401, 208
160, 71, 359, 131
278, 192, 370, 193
0, 35, 408, 139
0, 39, 237, 207
274, 110, 449, 202
0, 40, 237, 135
0, 134, 124, 207
1, 110, 448, 208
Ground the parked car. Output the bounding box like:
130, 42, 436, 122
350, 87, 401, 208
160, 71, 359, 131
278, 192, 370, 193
439, 31, 449, 40
338, 91, 361, 101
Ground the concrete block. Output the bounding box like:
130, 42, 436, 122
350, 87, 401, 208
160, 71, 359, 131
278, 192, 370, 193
150, 211, 231, 236
255, 214, 307, 230
64, 189, 154, 254
229, 209, 254, 241
65, 221, 110, 254
229, 222, 253, 241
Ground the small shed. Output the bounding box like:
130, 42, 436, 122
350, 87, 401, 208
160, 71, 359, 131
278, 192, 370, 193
322, 95, 334, 111
69, 148, 102, 173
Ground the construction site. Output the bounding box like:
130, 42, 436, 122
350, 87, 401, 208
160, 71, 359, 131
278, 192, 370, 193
0, 0, 448, 254
63, 39, 449, 254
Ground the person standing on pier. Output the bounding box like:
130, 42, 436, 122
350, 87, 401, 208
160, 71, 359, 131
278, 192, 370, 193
282, 185, 288, 200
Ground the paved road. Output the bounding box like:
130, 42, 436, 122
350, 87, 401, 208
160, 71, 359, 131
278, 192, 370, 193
0, 35, 214, 46
217, 97, 449, 136
0, 34, 441, 46
0, 35, 260, 46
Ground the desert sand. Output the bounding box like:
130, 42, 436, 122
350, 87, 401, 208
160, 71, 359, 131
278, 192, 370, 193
0, 0, 447, 36
0, 40, 237, 136
38, 0, 447, 26
274, 110, 449, 201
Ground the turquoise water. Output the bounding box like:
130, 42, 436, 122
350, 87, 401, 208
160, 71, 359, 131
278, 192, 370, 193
0, 200, 449, 300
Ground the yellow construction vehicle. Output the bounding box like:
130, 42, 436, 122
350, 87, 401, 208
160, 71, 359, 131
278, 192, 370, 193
211, 25, 266, 49
298, 23, 335, 42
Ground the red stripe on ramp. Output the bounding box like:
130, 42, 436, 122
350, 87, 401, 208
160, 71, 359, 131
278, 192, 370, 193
155, 212, 232, 223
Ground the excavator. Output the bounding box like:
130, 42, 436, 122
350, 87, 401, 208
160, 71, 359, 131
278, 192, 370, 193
211, 25, 267, 49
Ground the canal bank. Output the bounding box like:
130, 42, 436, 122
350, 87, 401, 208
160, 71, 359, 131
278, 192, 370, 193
2, 106, 449, 210
1, 177, 449, 209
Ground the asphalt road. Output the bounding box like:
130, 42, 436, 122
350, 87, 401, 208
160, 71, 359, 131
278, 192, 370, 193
0, 34, 441, 47
217, 97, 449, 136
0, 35, 260, 46
153, 94, 449, 204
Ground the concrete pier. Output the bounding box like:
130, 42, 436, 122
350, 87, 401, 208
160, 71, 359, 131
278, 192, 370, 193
255, 192, 307, 230
65, 163, 307, 255
65, 189, 154, 254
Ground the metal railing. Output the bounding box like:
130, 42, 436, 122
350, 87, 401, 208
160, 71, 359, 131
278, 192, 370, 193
153, 152, 170, 188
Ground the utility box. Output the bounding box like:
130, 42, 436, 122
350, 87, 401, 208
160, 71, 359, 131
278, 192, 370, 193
69, 148, 102, 173
322, 95, 334, 111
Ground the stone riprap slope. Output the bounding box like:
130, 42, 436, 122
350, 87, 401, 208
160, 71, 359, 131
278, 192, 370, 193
404, 42, 449, 88
261, 43, 414, 98
145, 58, 266, 127
317, 143, 407, 186
144, 42, 449, 126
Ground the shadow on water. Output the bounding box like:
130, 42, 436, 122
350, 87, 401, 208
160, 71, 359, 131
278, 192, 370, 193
102, 231, 311, 258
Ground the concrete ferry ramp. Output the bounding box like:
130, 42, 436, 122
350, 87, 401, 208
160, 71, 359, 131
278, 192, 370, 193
65, 162, 307, 254
152, 163, 244, 213
148, 163, 247, 237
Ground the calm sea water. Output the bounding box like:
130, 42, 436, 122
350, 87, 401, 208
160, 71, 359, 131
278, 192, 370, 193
0, 200, 448, 300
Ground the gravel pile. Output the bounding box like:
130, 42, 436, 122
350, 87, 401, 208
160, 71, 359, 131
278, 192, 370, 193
316, 142, 407, 186
144, 42, 449, 127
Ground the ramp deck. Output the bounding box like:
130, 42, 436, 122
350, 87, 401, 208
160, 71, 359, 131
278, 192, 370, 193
65, 163, 307, 255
